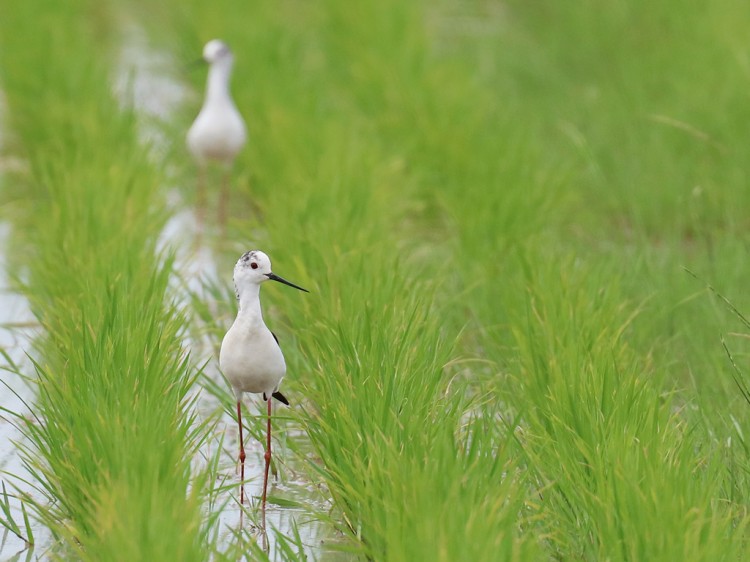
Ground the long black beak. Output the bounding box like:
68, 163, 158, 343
266, 272, 309, 293
186, 58, 206, 71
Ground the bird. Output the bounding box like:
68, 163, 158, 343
219, 250, 308, 509
187, 39, 247, 231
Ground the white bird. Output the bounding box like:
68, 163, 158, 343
187, 39, 247, 230
220, 250, 307, 508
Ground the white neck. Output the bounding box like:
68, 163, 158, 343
205, 58, 234, 105
236, 283, 264, 326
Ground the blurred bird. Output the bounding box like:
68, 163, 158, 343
187, 39, 247, 231
219, 250, 307, 508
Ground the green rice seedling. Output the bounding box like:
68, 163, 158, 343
282, 245, 536, 561
0, 0, 215, 558
438, 5, 750, 558
501, 0, 750, 238
112, 0, 750, 559
0, 482, 33, 546
505, 254, 746, 560
682, 278, 750, 515
444, 0, 750, 415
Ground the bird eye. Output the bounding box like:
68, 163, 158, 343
250, 262, 258, 270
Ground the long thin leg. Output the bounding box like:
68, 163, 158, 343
237, 400, 246, 505
196, 165, 207, 233
218, 168, 230, 237
262, 397, 272, 511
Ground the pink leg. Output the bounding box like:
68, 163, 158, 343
218, 169, 230, 236
237, 401, 246, 505
262, 397, 272, 511
196, 166, 207, 232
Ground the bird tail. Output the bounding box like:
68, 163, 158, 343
263, 391, 290, 406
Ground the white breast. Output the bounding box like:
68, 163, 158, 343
187, 103, 247, 164
219, 320, 286, 398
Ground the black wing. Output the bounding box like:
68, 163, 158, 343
262, 390, 290, 405
267, 332, 290, 405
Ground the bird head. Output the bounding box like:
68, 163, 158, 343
233, 250, 308, 299
203, 39, 233, 64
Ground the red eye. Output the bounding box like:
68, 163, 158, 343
250, 263, 258, 270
